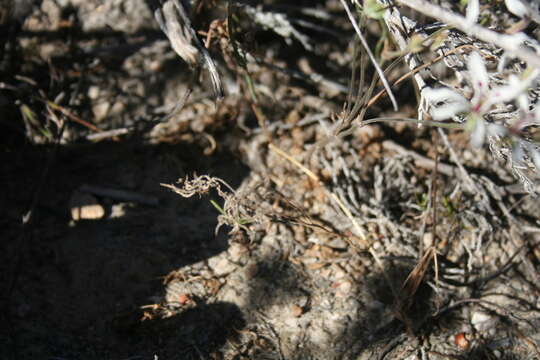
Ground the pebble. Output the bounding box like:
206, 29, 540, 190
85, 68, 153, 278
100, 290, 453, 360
334, 280, 353, 297
92, 101, 111, 123
70, 191, 104, 220
423, 232, 434, 249
471, 311, 493, 332
88, 85, 100, 100
453, 332, 470, 350
228, 243, 247, 263
208, 256, 236, 276
291, 304, 303, 317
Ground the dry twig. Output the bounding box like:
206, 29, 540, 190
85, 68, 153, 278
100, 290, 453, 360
340, 0, 399, 111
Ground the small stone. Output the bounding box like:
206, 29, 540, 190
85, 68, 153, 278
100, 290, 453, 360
88, 86, 100, 100
423, 232, 434, 249
471, 311, 493, 332
332, 265, 347, 279
41, 0, 61, 28
208, 256, 236, 276
220, 286, 247, 307
92, 101, 110, 123
109, 203, 127, 218
177, 293, 190, 305
333, 280, 352, 297
291, 304, 303, 317
70, 192, 104, 220
110, 100, 125, 116
228, 243, 247, 263
453, 333, 470, 350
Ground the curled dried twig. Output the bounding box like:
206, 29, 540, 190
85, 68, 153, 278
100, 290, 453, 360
162, 175, 260, 235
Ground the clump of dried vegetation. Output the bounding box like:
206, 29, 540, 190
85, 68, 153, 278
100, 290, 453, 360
3, 0, 540, 359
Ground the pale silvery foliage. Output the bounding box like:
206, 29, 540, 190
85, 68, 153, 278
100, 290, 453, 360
418, 0, 540, 191
466, 0, 480, 25
424, 51, 540, 180
504, 0, 540, 24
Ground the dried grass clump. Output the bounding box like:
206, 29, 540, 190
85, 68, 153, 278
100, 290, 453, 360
162, 174, 279, 235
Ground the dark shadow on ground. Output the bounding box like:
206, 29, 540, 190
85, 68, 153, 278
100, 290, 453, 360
112, 301, 246, 359
340, 258, 454, 359
239, 255, 436, 359
339, 258, 536, 359
1, 139, 249, 359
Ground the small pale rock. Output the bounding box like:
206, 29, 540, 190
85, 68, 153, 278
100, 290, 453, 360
39, 43, 58, 60
332, 265, 347, 279
319, 267, 333, 279
284, 317, 300, 329
88, 85, 100, 100
471, 311, 493, 332
92, 101, 110, 123
177, 293, 190, 305
208, 256, 236, 276
291, 304, 303, 317
228, 243, 247, 262
334, 280, 353, 297
110, 203, 127, 218
70, 192, 104, 220
296, 295, 309, 308
110, 100, 125, 116
423, 232, 434, 249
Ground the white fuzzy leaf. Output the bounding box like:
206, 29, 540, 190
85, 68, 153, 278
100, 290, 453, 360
470, 116, 486, 148
468, 52, 489, 98
466, 0, 480, 24
423, 87, 470, 120
504, 0, 529, 18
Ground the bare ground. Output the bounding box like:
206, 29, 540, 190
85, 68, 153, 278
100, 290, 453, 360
2, 1, 540, 360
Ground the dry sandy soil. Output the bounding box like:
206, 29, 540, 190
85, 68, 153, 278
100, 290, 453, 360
2, 1, 540, 359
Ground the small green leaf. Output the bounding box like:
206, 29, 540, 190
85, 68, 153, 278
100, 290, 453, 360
40, 127, 53, 141
464, 113, 478, 132
210, 199, 226, 216
20, 104, 39, 126
364, 0, 386, 20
